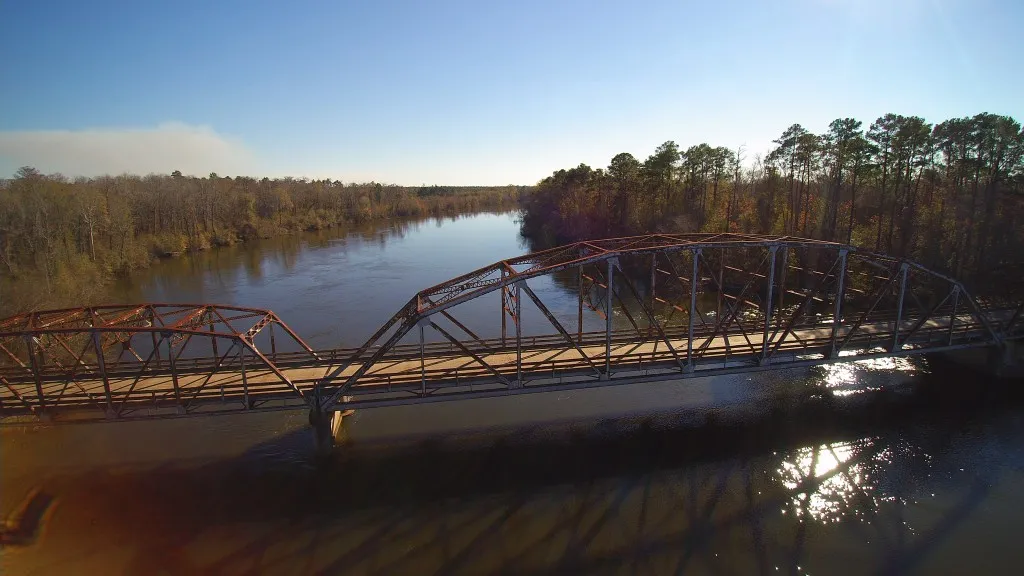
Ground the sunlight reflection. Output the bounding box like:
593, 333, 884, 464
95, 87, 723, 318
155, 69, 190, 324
819, 348, 921, 396
777, 440, 890, 523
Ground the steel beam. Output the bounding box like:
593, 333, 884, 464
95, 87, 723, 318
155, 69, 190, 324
24, 336, 44, 410
419, 322, 426, 395
165, 334, 181, 407
430, 320, 513, 388
605, 259, 614, 378
515, 281, 522, 388
92, 330, 112, 415
777, 247, 788, 327
649, 253, 657, 337
520, 283, 601, 377
891, 263, 908, 352
688, 248, 700, 370
592, 262, 642, 337
578, 265, 584, 340
240, 345, 249, 409
617, 269, 686, 371
947, 287, 960, 345
761, 246, 777, 362
829, 249, 848, 358
500, 268, 507, 345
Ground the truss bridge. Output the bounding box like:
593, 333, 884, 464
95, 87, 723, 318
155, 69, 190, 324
2, 234, 1021, 431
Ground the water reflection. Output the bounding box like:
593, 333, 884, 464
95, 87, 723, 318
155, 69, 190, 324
778, 440, 879, 524
3, 383, 1018, 575
109, 212, 529, 348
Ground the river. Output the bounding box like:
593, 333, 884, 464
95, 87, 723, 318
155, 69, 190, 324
2, 211, 1024, 574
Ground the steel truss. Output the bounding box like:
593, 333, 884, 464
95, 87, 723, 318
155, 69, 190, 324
0, 304, 317, 420
312, 233, 1021, 412
1, 234, 1021, 423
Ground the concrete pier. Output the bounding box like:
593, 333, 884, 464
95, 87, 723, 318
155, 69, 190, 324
310, 404, 354, 456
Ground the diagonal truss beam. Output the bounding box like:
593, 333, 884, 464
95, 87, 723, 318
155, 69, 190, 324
429, 320, 513, 388
520, 282, 603, 377
615, 267, 687, 371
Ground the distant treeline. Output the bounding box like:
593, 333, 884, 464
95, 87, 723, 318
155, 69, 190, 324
520, 112, 1024, 295
0, 169, 525, 314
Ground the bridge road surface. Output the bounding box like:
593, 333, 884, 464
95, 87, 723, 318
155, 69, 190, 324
0, 310, 1008, 422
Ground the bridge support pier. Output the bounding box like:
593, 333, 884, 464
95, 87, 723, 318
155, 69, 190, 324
309, 405, 353, 457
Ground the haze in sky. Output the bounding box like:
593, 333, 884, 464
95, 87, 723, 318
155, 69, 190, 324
1, 0, 1021, 185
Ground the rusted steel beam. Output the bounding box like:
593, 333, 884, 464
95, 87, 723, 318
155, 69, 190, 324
897, 288, 956, 347
617, 268, 686, 371
837, 266, 900, 350
767, 256, 841, 359
520, 282, 602, 377
663, 251, 709, 329
429, 320, 512, 388
591, 262, 643, 337
788, 263, 886, 283
694, 252, 767, 358
184, 340, 240, 410
108, 352, 156, 413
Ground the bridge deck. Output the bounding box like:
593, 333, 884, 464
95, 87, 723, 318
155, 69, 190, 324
0, 311, 1009, 422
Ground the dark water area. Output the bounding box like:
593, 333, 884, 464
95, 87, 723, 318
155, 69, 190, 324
3, 212, 1024, 574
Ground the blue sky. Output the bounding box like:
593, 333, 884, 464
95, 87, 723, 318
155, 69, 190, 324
1, 0, 1021, 184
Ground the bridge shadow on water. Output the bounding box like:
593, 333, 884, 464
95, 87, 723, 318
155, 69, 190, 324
10, 361, 1024, 575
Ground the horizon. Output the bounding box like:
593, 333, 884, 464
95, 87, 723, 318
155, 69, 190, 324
2, 0, 1022, 185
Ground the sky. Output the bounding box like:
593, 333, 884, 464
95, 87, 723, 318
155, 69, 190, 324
1, 0, 1021, 185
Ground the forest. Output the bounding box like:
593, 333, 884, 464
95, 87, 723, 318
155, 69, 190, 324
0, 170, 522, 315
520, 112, 1024, 296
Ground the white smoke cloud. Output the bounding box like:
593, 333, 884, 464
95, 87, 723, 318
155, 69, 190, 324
0, 122, 256, 177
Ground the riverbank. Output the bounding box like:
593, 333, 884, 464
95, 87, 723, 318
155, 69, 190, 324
0, 174, 524, 317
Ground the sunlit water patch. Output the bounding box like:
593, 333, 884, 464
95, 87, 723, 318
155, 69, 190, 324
815, 347, 925, 397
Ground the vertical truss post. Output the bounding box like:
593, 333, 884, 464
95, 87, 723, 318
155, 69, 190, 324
269, 322, 277, 359
688, 248, 701, 371
577, 265, 584, 341
92, 330, 113, 415
777, 247, 788, 328
149, 309, 161, 367
605, 259, 614, 378
500, 268, 507, 346
209, 318, 219, 357
891, 263, 908, 352
240, 344, 249, 409
761, 246, 777, 363
515, 281, 522, 388
829, 249, 848, 358
419, 321, 426, 395
165, 334, 181, 407
650, 253, 657, 333
947, 286, 960, 345
25, 335, 45, 410
717, 248, 724, 321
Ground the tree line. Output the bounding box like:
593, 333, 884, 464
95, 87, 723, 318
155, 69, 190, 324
0, 169, 523, 315
520, 112, 1024, 295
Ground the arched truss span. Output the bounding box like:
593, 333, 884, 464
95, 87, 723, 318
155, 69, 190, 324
314, 233, 1021, 411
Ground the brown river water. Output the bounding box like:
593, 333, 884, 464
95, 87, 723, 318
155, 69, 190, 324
2, 212, 1023, 574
